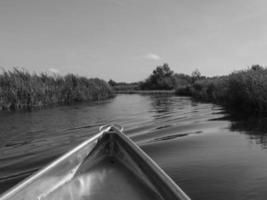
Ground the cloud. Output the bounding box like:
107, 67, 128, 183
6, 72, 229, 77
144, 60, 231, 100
145, 53, 161, 61
48, 68, 59, 74
110, 0, 124, 6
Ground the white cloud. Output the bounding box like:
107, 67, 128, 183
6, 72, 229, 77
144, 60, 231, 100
145, 53, 161, 61
48, 68, 59, 74
110, 0, 124, 6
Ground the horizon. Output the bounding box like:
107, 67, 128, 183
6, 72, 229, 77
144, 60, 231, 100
0, 63, 263, 84
1, 0, 267, 82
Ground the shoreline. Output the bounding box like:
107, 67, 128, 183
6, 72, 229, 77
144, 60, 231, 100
115, 90, 175, 94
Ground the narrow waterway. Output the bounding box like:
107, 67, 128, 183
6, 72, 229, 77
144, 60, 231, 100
1, 94, 267, 199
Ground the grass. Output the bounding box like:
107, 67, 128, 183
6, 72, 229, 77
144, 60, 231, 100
175, 66, 267, 113
0, 68, 114, 111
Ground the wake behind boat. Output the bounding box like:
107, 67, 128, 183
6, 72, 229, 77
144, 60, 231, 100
0, 125, 190, 200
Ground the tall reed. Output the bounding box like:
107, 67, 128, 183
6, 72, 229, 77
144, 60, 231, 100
175, 66, 267, 113
0, 68, 114, 111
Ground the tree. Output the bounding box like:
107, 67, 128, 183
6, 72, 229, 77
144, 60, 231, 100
141, 63, 175, 90
191, 69, 201, 82
251, 65, 263, 71
152, 63, 174, 77
108, 79, 116, 86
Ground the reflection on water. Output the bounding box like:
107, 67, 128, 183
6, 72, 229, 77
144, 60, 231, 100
1, 94, 267, 199
211, 111, 267, 149
230, 115, 267, 149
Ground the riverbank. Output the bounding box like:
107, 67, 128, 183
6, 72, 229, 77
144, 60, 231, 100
0, 69, 114, 111
175, 65, 267, 113
115, 90, 175, 94
110, 64, 267, 114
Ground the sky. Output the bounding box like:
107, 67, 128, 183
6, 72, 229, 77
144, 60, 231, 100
1, 0, 267, 82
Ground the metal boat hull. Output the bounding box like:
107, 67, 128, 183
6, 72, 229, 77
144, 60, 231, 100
0, 126, 190, 200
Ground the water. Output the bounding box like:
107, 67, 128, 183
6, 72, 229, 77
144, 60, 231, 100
1, 94, 267, 199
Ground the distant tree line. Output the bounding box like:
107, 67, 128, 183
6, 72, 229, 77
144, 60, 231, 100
139, 63, 199, 90
109, 63, 267, 113
108, 63, 198, 91
108, 80, 140, 91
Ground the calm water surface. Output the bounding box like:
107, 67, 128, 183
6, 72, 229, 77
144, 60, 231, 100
1, 94, 267, 199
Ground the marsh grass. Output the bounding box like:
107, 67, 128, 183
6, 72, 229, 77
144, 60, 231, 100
176, 66, 267, 113
0, 68, 114, 111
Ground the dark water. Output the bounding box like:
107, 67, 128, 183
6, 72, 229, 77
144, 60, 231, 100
1, 94, 267, 199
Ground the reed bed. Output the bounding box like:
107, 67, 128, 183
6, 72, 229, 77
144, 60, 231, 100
176, 66, 267, 113
0, 68, 114, 111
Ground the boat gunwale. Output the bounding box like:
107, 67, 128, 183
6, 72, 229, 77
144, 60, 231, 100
111, 127, 190, 200
0, 126, 112, 200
